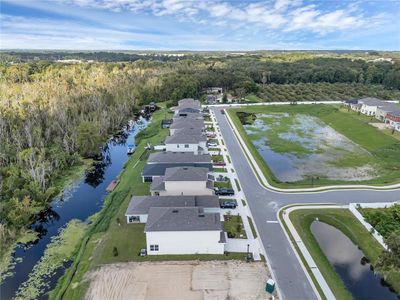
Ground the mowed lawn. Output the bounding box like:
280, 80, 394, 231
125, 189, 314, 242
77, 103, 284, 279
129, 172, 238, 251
228, 104, 400, 188
287, 209, 399, 298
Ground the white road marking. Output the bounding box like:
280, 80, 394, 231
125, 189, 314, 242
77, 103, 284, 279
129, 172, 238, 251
266, 220, 279, 224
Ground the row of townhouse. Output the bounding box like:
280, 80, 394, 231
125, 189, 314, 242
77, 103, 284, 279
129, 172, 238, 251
345, 97, 400, 131
125, 98, 226, 256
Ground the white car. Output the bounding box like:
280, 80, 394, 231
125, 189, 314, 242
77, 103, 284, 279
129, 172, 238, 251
208, 142, 218, 147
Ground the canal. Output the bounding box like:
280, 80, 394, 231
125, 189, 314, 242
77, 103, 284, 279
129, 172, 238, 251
311, 221, 398, 300
0, 118, 149, 300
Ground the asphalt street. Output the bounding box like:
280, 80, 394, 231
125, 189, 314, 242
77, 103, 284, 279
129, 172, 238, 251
212, 107, 400, 300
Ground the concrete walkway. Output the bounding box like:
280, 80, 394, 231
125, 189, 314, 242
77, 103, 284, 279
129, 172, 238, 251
210, 111, 263, 261
280, 205, 342, 300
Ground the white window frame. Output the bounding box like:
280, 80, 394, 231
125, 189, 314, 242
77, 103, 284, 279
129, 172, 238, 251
150, 244, 159, 251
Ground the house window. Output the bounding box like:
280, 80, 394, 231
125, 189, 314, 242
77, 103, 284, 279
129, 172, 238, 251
177, 144, 180, 148
150, 245, 159, 251
184, 144, 189, 148
128, 216, 140, 223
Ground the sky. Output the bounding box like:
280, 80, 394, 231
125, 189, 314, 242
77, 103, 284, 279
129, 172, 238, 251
1, 0, 400, 51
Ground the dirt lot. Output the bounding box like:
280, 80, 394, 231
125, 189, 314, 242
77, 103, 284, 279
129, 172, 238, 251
85, 260, 275, 300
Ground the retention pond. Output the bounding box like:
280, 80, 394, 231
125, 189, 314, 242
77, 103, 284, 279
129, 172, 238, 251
311, 221, 398, 300
244, 113, 378, 182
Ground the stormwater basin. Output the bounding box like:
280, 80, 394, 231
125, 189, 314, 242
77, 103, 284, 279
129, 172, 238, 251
311, 221, 398, 300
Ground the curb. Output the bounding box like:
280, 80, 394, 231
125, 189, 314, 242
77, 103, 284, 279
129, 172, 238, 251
223, 107, 400, 194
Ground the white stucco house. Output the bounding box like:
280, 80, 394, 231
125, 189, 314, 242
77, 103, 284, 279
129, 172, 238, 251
125, 195, 220, 223
150, 166, 214, 196
145, 207, 225, 255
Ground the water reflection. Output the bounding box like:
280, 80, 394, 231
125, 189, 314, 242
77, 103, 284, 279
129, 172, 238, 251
311, 221, 399, 299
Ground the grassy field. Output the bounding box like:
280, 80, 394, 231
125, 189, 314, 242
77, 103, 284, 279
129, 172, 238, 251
51, 105, 245, 300
228, 104, 400, 188
288, 208, 399, 299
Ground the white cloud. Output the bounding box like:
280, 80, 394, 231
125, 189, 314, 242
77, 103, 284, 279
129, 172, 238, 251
41, 0, 385, 36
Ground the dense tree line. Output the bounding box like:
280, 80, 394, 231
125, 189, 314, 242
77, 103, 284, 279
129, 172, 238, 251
1, 54, 400, 271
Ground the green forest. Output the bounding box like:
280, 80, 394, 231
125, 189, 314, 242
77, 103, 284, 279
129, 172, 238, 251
1, 51, 400, 274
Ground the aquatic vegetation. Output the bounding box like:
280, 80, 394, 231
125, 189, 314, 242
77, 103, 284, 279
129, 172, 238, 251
14, 220, 87, 300
244, 113, 378, 182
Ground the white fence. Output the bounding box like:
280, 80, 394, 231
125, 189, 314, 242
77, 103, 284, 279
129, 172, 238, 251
348, 201, 399, 249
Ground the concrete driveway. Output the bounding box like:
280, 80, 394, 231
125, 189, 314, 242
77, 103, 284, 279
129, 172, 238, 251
212, 107, 400, 300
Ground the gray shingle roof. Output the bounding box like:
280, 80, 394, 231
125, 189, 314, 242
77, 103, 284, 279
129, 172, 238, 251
359, 97, 392, 107
170, 119, 204, 130
142, 163, 213, 178
125, 195, 219, 215
148, 152, 211, 164
164, 166, 209, 181
150, 177, 165, 191
165, 134, 207, 144
145, 207, 222, 232
173, 127, 204, 136
178, 98, 201, 107
173, 113, 203, 120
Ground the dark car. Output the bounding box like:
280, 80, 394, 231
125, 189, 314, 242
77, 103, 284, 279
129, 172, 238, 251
220, 201, 237, 209
215, 188, 235, 196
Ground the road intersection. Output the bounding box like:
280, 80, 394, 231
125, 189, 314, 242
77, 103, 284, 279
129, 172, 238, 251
211, 107, 400, 300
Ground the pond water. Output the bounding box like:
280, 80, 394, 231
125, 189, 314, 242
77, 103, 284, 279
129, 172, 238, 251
0, 118, 149, 300
244, 113, 377, 182
311, 221, 399, 300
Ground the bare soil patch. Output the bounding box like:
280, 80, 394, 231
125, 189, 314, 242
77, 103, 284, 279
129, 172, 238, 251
85, 260, 275, 300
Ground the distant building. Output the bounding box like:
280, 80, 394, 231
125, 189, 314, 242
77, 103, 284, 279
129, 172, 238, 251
386, 111, 400, 132
344, 97, 400, 131
205, 87, 223, 94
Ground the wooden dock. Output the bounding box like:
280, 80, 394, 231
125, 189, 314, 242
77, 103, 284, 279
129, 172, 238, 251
106, 180, 119, 192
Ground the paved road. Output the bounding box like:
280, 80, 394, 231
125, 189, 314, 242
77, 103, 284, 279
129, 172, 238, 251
212, 107, 400, 300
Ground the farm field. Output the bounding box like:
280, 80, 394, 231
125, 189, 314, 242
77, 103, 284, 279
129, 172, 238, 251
228, 104, 400, 188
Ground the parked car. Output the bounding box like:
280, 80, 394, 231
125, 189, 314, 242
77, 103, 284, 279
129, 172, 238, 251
207, 142, 218, 147
213, 161, 226, 166
220, 109, 225, 115
220, 201, 237, 209
139, 248, 147, 257
215, 188, 235, 196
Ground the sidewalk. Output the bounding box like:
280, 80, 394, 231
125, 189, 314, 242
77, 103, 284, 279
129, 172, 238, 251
210, 110, 263, 261
280, 205, 342, 300
223, 108, 400, 193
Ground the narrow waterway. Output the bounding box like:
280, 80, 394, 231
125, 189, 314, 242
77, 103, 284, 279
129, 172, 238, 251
311, 221, 399, 300
0, 118, 149, 300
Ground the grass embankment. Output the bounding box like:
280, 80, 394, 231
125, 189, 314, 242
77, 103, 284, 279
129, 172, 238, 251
51, 106, 245, 300
288, 208, 399, 298
247, 217, 257, 238
227, 104, 400, 188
